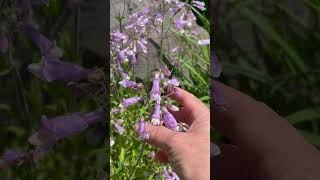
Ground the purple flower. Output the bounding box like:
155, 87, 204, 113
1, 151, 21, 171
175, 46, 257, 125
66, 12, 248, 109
0, 35, 9, 54
164, 168, 180, 180
111, 30, 128, 44
162, 107, 178, 130
131, 53, 137, 64
23, 25, 63, 58
28, 110, 106, 147
175, 14, 188, 32
119, 79, 139, 89
113, 122, 124, 135
148, 151, 155, 158
198, 39, 210, 45
111, 108, 119, 114
28, 58, 92, 82
137, 38, 148, 53
161, 65, 172, 77
192, 1, 206, 11
151, 98, 161, 125
167, 78, 180, 87
150, 72, 162, 100
120, 97, 142, 109
1, 149, 24, 167
137, 118, 149, 140
212, 85, 228, 111
211, 50, 222, 78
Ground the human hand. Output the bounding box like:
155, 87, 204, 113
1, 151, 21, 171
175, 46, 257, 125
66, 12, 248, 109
213, 81, 320, 180
144, 87, 210, 180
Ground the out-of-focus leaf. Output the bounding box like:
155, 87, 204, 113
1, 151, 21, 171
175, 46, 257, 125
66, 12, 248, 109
119, 148, 125, 164
236, 5, 309, 76
0, 67, 13, 76
286, 107, 320, 124
299, 130, 320, 147
0, 104, 12, 113
6, 126, 26, 137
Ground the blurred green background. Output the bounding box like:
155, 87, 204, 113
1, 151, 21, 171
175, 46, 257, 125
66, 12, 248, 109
213, 0, 320, 146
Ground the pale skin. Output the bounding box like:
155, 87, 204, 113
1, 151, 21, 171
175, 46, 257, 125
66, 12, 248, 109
213, 81, 320, 180
144, 87, 210, 180
142, 82, 320, 180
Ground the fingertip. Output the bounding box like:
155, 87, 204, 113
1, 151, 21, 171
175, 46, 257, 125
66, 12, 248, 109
144, 123, 175, 150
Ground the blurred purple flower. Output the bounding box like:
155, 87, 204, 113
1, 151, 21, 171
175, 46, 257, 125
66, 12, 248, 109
191, 1, 206, 11
161, 65, 172, 77
0, 35, 9, 54
212, 85, 228, 111
164, 168, 180, 180
148, 151, 155, 158
198, 39, 210, 45
113, 122, 124, 135
28, 58, 93, 82
28, 110, 106, 147
162, 107, 178, 131
211, 50, 222, 78
1, 149, 24, 167
119, 79, 139, 89
137, 118, 149, 140
120, 97, 142, 109
23, 25, 63, 58
167, 78, 180, 87
111, 108, 119, 114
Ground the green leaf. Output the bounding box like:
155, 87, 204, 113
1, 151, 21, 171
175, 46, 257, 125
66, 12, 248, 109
0, 104, 11, 113
235, 5, 309, 75
286, 108, 320, 124
119, 148, 125, 164
0, 67, 13, 76
299, 130, 320, 147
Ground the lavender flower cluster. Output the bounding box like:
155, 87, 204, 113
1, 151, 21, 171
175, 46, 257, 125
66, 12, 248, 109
1, 0, 108, 170
110, 0, 206, 179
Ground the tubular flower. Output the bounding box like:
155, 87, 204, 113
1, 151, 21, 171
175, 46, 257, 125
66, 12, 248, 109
150, 72, 162, 100
120, 97, 142, 109
191, 1, 206, 11
113, 122, 124, 135
137, 118, 149, 140
166, 78, 180, 87
28, 110, 106, 147
151, 97, 162, 125
162, 107, 178, 131
0, 149, 24, 168
28, 58, 93, 82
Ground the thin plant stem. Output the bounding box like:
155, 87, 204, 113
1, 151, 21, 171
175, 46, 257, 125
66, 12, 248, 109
128, 142, 146, 179
8, 39, 31, 131
75, 5, 81, 57
159, 0, 166, 66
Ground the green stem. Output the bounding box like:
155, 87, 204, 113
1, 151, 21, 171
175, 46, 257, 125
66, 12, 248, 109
8, 41, 31, 130
128, 142, 146, 179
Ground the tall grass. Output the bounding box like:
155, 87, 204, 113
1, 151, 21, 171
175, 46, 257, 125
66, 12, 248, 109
214, 0, 320, 146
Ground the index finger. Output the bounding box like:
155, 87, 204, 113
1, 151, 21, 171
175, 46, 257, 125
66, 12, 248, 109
169, 87, 209, 125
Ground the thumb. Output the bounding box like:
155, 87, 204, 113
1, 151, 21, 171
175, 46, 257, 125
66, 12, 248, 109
144, 123, 177, 151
